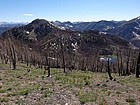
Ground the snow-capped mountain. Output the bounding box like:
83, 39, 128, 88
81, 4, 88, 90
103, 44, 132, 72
52, 16, 140, 48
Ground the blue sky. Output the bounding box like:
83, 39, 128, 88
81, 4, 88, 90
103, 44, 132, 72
0, 0, 140, 22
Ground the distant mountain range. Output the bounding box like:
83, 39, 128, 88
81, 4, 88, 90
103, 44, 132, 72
52, 16, 140, 48
0, 16, 140, 48
0, 22, 27, 34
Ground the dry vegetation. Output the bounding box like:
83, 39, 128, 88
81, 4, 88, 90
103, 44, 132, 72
0, 63, 140, 105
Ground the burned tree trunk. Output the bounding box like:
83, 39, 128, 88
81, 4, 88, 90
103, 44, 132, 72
60, 38, 66, 73
126, 59, 130, 76
45, 53, 51, 77
62, 50, 66, 73
136, 53, 140, 78
107, 58, 113, 80
8, 41, 16, 70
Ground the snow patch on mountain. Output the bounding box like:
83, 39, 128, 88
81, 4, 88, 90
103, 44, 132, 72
99, 32, 107, 35
26, 31, 30, 34
137, 16, 140, 20
132, 31, 140, 40
78, 33, 81, 36
49, 21, 66, 30
135, 27, 139, 30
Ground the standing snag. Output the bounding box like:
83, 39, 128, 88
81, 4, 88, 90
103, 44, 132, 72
136, 53, 140, 78
107, 58, 113, 80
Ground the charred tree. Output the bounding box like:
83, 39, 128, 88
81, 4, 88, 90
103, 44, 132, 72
43, 50, 51, 77
136, 53, 140, 78
107, 58, 113, 80
8, 38, 17, 70
60, 37, 66, 73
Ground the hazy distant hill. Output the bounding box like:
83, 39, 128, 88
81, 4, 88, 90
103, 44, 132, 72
0, 22, 27, 34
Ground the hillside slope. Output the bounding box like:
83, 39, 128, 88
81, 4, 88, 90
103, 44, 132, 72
1, 19, 131, 55
52, 17, 140, 48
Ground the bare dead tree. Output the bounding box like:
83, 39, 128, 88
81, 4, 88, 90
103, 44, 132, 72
59, 35, 66, 73
107, 58, 113, 80
46, 53, 51, 77
8, 37, 17, 70
136, 52, 140, 78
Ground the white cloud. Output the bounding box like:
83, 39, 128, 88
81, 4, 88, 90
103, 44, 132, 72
24, 13, 33, 16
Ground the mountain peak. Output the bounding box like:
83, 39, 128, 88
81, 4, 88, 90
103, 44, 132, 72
30, 19, 49, 25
